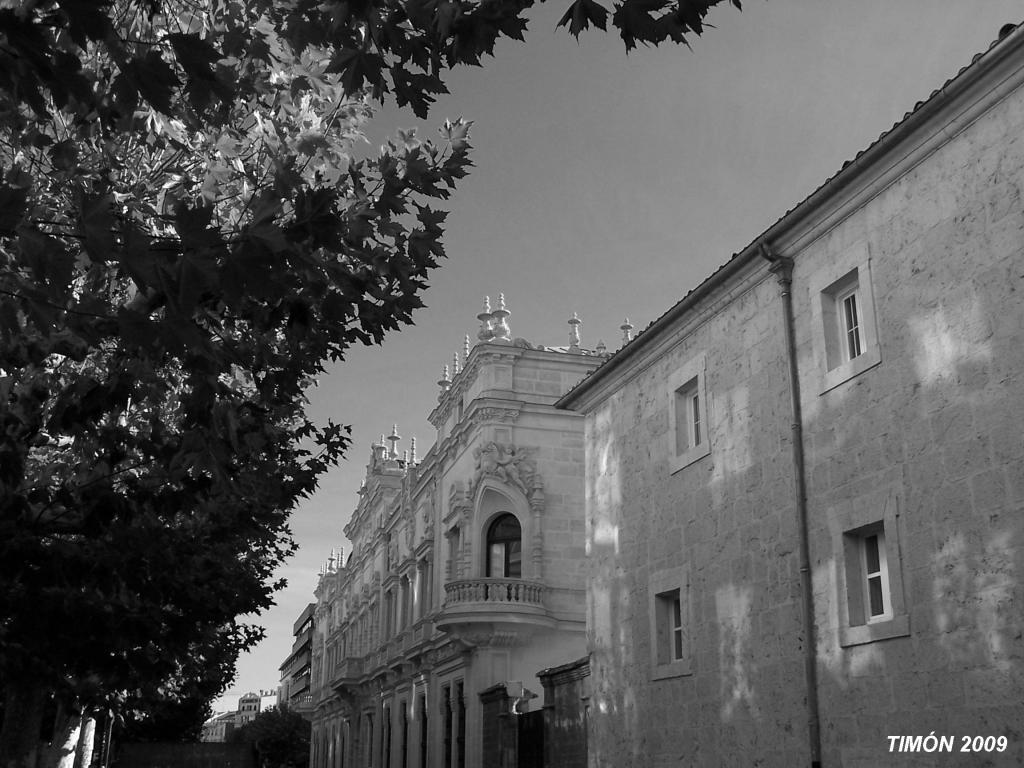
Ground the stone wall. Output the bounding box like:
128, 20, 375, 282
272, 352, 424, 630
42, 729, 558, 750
790, 45, 1024, 768
569, 31, 1024, 768
538, 657, 590, 768
582, 260, 810, 767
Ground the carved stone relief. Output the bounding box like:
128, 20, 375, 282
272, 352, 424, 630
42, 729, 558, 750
471, 441, 538, 498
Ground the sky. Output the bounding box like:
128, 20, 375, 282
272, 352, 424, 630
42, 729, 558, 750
213, 1, 1024, 711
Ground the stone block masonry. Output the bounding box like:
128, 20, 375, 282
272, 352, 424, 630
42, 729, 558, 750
559, 26, 1024, 768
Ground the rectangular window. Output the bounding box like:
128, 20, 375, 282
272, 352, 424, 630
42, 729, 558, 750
668, 354, 710, 474
384, 591, 394, 637
442, 685, 452, 768
654, 588, 682, 664
455, 681, 466, 768
649, 566, 691, 679
419, 694, 428, 768
810, 247, 882, 393
832, 499, 910, 648
860, 531, 891, 622
674, 378, 700, 454
838, 285, 863, 361
400, 701, 408, 768
671, 593, 684, 661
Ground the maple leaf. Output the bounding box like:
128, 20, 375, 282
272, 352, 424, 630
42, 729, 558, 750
126, 50, 181, 115
557, 0, 609, 37
0, 186, 28, 232
79, 192, 115, 263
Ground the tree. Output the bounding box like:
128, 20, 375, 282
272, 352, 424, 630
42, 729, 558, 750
0, 0, 470, 761
0, 0, 736, 763
231, 706, 310, 768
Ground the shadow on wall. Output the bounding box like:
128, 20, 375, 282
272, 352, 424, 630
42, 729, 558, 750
585, 406, 644, 766
809, 267, 1024, 763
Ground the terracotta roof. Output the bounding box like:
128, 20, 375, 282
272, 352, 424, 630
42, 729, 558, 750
558, 21, 1021, 407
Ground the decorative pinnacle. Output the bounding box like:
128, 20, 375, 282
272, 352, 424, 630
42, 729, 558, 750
463, 334, 471, 363
452, 351, 460, 375
620, 317, 634, 344
387, 424, 400, 458
568, 312, 581, 349
410, 436, 418, 464
402, 450, 409, 464
477, 296, 494, 341
596, 339, 607, 355
438, 364, 451, 391
491, 292, 511, 341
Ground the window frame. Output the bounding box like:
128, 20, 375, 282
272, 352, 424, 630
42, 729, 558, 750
668, 354, 710, 474
828, 488, 910, 648
809, 243, 882, 393
859, 529, 892, 623
648, 566, 692, 679
484, 513, 523, 579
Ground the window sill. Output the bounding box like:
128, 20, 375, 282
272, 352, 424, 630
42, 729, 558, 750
820, 346, 881, 394
839, 613, 910, 647
669, 443, 711, 475
651, 659, 692, 680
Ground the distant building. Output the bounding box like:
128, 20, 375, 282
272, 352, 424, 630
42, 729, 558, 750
558, 22, 1024, 768
200, 711, 236, 743
307, 300, 606, 768
279, 602, 316, 716
236, 692, 261, 727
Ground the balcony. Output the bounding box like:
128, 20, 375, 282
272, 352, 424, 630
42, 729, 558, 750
435, 578, 554, 644
330, 656, 364, 687
292, 693, 315, 718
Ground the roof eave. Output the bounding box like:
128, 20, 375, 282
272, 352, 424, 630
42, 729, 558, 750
558, 22, 1024, 411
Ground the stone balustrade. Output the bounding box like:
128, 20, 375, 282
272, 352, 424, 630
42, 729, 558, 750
443, 578, 546, 607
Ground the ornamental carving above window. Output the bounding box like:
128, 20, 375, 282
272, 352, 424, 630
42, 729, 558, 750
471, 442, 538, 497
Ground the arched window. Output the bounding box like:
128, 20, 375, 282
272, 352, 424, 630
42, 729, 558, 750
485, 514, 522, 578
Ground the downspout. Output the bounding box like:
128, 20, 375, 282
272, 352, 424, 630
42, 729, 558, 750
760, 243, 822, 768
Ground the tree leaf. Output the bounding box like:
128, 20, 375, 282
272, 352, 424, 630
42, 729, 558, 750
0, 186, 28, 231
557, 0, 609, 37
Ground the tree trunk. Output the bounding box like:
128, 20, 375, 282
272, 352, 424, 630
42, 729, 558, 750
0, 681, 46, 768
72, 717, 95, 768
41, 708, 80, 768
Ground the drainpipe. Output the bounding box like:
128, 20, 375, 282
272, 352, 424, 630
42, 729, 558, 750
760, 243, 822, 768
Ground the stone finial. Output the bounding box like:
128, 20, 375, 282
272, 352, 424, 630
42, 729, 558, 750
568, 312, 581, 349
492, 292, 511, 341
463, 334, 471, 364
402, 450, 409, 464
596, 339, 607, 355
438, 364, 451, 393
410, 436, 418, 464
452, 351, 460, 376
387, 424, 401, 458
477, 296, 494, 342
328, 548, 337, 571
620, 317, 634, 345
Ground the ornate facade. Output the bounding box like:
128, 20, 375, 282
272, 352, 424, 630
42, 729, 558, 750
308, 301, 605, 768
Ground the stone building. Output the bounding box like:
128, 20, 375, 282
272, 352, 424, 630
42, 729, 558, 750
200, 711, 237, 743
279, 603, 316, 715
558, 24, 1024, 768
235, 692, 262, 726
308, 300, 605, 768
